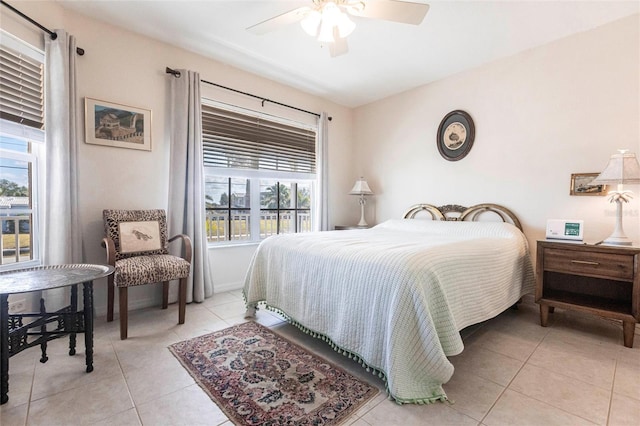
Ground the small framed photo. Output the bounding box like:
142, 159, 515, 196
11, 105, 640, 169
85, 98, 151, 151
570, 173, 608, 196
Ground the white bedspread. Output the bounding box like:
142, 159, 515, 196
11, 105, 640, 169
243, 219, 535, 403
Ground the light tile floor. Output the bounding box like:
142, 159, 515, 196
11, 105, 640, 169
1, 291, 638, 425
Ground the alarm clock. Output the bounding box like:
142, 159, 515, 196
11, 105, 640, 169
546, 219, 584, 241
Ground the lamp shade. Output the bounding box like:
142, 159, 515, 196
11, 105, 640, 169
336, 12, 355, 38
349, 177, 373, 195
592, 151, 640, 185
300, 10, 321, 36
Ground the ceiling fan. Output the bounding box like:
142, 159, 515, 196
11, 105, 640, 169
247, 0, 430, 57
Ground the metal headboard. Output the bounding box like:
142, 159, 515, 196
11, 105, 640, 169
402, 203, 523, 231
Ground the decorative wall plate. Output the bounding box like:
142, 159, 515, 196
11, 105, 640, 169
437, 110, 475, 161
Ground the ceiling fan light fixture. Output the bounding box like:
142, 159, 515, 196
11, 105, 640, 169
336, 11, 355, 38
309, 1, 355, 43
300, 10, 321, 36
317, 18, 336, 43
321, 1, 341, 26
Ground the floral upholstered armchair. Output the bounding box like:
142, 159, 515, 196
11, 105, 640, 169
102, 209, 192, 340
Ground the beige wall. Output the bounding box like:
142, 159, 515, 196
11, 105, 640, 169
353, 14, 640, 258
1, 1, 355, 314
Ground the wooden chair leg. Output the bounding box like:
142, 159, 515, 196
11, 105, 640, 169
162, 281, 169, 309
178, 277, 187, 325
119, 287, 128, 340
107, 275, 114, 322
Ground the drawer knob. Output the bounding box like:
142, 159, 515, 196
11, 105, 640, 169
571, 260, 600, 266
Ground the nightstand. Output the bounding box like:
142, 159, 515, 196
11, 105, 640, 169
535, 240, 640, 348
334, 225, 371, 230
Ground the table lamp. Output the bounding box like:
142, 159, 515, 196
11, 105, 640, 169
349, 177, 374, 227
591, 150, 640, 246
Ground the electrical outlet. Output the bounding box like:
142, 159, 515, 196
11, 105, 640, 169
8, 298, 26, 313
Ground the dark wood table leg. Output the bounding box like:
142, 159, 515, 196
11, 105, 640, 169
1, 294, 9, 404
83, 281, 94, 373
39, 298, 48, 363
69, 284, 78, 356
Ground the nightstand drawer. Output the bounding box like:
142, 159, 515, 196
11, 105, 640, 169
543, 248, 634, 281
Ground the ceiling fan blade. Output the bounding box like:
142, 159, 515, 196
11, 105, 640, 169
349, 0, 430, 25
329, 32, 349, 57
247, 6, 310, 35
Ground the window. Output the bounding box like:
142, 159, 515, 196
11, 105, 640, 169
259, 180, 312, 234
0, 32, 44, 269
202, 101, 317, 244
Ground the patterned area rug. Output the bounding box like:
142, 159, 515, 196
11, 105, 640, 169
169, 321, 379, 425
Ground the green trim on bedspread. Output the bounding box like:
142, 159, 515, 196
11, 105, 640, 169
245, 298, 449, 406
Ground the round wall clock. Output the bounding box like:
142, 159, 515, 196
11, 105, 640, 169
437, 110, 475, 161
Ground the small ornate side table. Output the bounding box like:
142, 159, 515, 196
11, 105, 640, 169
0, 264, 114, 405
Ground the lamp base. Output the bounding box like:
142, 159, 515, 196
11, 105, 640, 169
600, 235, 634, 246
356, 195, 368, 227
600, 198, 634, 246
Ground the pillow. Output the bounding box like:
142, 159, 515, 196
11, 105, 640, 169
118, 220, 162, 254
374, 219, 519, 239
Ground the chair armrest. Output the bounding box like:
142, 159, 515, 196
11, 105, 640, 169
169, 234, 193, 264
101, 237, 117, 266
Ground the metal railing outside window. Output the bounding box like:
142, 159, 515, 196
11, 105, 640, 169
0, 214, 32, 265
205, 211, 312, 243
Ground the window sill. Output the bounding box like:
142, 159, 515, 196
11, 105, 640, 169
207, 241, 261, 250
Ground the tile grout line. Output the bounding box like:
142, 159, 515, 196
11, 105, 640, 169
528, 334, 619, 392
490, 329, 609, 425
109, 335, 144, 426
476, 321, 550, 425
24, 353, 36, 426
605, 358, 619, 426
503, 387, 602, 426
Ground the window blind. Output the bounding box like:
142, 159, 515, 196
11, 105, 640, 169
0, 44, 44, 130
202, 103, 316, 173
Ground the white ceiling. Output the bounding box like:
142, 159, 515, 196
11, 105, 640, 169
55, 0, 640, 107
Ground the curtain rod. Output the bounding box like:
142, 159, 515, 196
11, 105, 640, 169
1, 0, 85, 56
166, 67, 331, 121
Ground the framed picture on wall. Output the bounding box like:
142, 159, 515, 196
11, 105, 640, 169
85, 98, 151, 151
570, 173, 608, 196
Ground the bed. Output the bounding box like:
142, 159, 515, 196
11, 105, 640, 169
243, 203, 535, 404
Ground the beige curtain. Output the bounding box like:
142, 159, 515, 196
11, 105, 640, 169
42, 30, 83, 310
168, 69, 213, 302
315, 112, 330, 231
